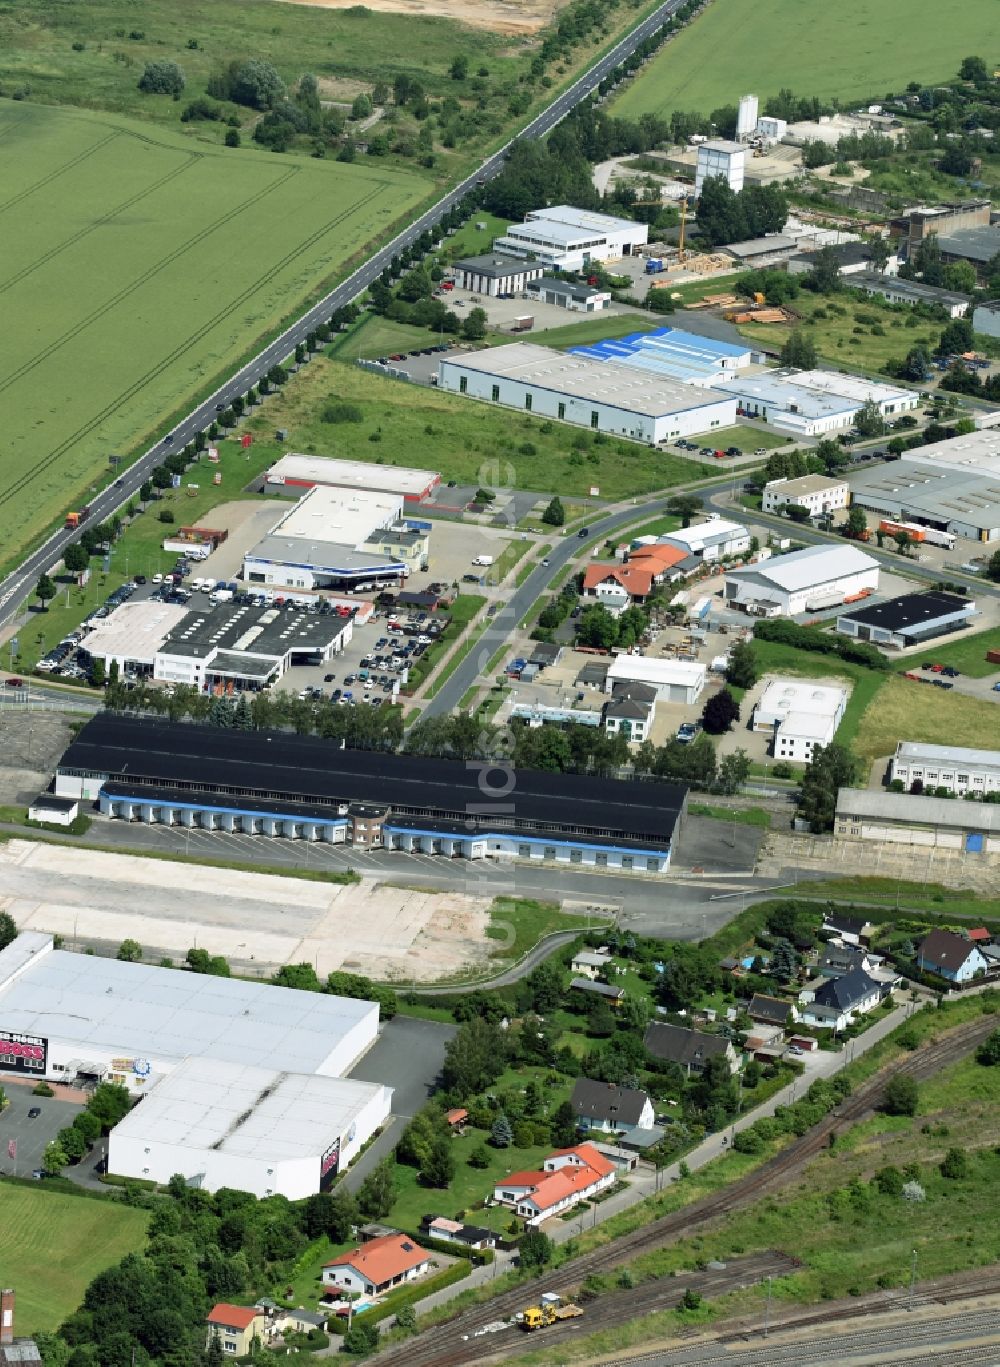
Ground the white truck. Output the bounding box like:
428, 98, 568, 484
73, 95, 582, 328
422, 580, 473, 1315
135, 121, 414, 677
472, 555, 495, 567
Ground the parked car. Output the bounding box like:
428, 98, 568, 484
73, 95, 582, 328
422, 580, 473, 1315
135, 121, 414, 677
27, 1107, 41, 1119
676, 722, 699, 744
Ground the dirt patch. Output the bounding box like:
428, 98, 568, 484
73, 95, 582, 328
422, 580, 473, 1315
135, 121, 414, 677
273, 0, 564, 35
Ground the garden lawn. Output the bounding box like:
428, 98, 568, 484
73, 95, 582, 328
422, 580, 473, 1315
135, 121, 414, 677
852, 674, 1000, 767
245, 354, 704, 499
609, 0, 994, 120
688, 803, 772, 828
0, 101, 428, 568
485, 898, 605, 967
0, 1184, 149, 1334
751, 639, 888, 759
892, 626, 1000, 679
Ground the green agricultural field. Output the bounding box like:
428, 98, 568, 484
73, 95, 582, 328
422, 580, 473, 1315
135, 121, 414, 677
610, 0, 995, 121
0, 102, 428, 566
245, 351, 704, 499
0, 1184, 149, 1333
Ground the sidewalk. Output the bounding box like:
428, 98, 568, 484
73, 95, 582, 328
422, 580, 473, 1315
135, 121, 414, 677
398, 998, 921, 1321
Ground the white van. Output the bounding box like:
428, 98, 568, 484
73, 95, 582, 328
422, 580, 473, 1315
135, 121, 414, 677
472, 555, 494, 567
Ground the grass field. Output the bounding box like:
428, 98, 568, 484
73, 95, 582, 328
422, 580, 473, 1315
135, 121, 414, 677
609, 0, 993, 120
752, 639, 888, 757
328, 315, 443, 362
892, 627, 1000, 679
245, 352, 704, 499
0, 1184, 149, 1333
0, 102, 428, 565
853, 675, 1000, 767
736, 291, 940, 373
797, 876, 1000, 923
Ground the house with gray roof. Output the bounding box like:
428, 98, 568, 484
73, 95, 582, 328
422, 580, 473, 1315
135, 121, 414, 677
799, 969, 883, 1031
644, 1021, 739, 1074
570, 1078, 655, 1134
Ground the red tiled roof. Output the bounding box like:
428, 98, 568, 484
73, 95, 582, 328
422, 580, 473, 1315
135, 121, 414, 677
446, 1108, 468, 1124
627, 543, 689, 570
324, 1233, 429, 1287
207, 1304, 259, 1331
968, 928, 990, 941
497, 1144, 615, 1212
497, 1169, 546, 1189
581, 563, 655, 597
548, 1142, 616, 1178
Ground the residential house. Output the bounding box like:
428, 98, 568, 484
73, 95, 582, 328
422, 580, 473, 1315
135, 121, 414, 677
321, 1234, 431, 1297
602, 694, 654, 744
916, 930, 990, 983
581, 562, 661, 612
570, 1078, 655, 1135
816, 944, 880, 978
426, 1217, 496, 1250
493, 1143, 616, 1226
205, 1304, 265, 1357
644, 1021, 739, 1075
747, 994, 797, 1028
445, 1108, 468, 1132
570, 949, 613, 980
570, 977, 625, 1006
822, 911, 873, 946
278, 1309, 328, 1336
799, 969, 883, 1031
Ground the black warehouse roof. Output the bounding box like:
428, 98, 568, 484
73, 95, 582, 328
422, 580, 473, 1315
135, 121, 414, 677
60, 715, 687, 845
838, 590, 970, 633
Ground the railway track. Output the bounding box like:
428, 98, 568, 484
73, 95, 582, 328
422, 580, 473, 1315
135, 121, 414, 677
372, 1014, 998, 1367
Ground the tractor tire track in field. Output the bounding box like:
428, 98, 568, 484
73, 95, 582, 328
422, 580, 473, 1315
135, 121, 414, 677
0, 131, 120, 216
0, 155, 201, 296
0, 165, 302, 399
0, 180, 386, 515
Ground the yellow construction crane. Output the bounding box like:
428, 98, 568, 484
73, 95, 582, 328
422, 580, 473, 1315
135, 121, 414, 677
677, 195, 689, 265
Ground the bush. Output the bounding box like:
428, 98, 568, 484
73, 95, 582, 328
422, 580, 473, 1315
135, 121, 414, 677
32, 1082, 55, 1097
940, 1146, 968, 1179
321, 400, 364, 424
157, 509, 175, 524
137, 61, 186, 95
881, 1074, 918, 1117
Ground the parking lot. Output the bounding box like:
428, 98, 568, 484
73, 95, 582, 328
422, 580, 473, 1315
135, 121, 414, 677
0, 1079, 84, 1177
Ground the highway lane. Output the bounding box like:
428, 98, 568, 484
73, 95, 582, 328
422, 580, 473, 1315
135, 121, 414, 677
0, 0, 688, 633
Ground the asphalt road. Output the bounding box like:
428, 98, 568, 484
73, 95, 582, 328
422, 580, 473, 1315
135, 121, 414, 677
0, 0, 689, 634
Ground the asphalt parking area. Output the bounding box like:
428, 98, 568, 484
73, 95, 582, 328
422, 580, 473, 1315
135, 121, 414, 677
0, 1083, 84, 1176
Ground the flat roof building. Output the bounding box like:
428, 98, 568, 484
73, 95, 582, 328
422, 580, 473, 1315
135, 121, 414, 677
835, 786, 1000, 855
712, 368, 917, 437
155, 599, 352, 692
108, 1058, 391, 1200
245, 485, 425, 591
762, 474, 850, 515
264, 455, 439, 502
848, 271, 970, 318
721, 234, 798, 266
55, 714, 688, 876
836, 591, 975, 649
491, 206, 647, 270
753, 677, 848, 762
79, 600, 189, 677
451, 253, 544, 297
889, 740, 1000, 798
695, 141, 746, 195
848, 448, 1000, 542
605, 655, 706, 704
438, 343, 737, 445
525, 204, 649, 255
525, 276, 611, 312
724, 544, 879, 616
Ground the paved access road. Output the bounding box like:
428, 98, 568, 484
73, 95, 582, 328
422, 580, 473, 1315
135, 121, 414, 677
0, 0, 690, 634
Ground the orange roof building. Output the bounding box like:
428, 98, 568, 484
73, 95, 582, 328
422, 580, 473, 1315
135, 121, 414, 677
493, 1143, 617, 1225
321, 1233, 431, 1296
205, 1304, 264, 1356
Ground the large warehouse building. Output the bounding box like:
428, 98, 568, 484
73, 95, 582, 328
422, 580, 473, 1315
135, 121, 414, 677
263, 455, 440, 503
724, 544, 880, 615
244, 485, 428, 591
848, 435, 1000, 542
0, 932, 391, 1198
54, 715, 687, 875
493, 205, 648, 271
835, 591, 976, 649
438, 343, 738, 444
570, 327, 751, 385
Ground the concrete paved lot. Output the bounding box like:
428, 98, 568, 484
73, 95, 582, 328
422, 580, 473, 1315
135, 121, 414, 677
0, 839, 496, 982
0, 709, 78, 805
0, 1081, 83, 1176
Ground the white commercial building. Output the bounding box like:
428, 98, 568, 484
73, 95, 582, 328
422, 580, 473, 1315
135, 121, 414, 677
605, 655, 706, 704
724, 544, 879, 615
753, 677, 848, 762
889, 741, 1000, 798
263, 455, 439, 503
695, 141, 746, 195
712, 369, 917, 438
0, 932, 391, 1199
78, 600, 189, 677
848, 434, 1000, 541
244, 485, 425, 591
438, 343, 737, 445
108, 1058, 390, 1200
762, 475, 850, 516
492, 206, 647, 272
659, 517, 751, 561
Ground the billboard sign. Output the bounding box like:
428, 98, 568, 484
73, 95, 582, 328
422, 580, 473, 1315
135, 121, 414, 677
320, 1137, 341, 1188
0, 1030, 47, 1074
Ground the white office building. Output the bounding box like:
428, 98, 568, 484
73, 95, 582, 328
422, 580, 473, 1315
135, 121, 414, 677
659, 517, 750, 561
753, 677, 848, 762
524, 205, 648, 257
724, 544, 879, 615
438, 343, 737, 444
696, 141, 746, 196
493, 206, 647, 272
0, 932, 392, 1198
605, 656, 706, 704
762, 475, 850, 516
889, 741, 1000, 798
79, 600, 189, 678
